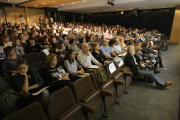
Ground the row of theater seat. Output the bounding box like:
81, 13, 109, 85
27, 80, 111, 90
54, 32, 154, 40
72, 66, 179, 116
2, 60, 133, 120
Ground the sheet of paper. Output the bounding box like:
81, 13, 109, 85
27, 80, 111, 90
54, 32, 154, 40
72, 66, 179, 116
118, 52, 127, 57
88, 65, 99, 69
76, 73, 90, 78
119, 60, 124, 67
32, 86, 50, 96
109, 62, 116, 74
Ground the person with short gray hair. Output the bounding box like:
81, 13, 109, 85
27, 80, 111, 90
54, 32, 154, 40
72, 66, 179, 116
125, 45, 173, 90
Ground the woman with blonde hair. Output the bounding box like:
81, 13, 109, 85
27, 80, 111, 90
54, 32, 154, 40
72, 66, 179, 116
42, 53, 71, 93
119, 37, 127, 51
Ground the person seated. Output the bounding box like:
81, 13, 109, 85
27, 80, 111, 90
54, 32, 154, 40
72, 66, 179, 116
12, 38, 25, 56
87, 36, 94, 50
94, 34, 102, 46
50, 35, 58, 49
79, 37, 87, 49
125, 45, 173, 90
100, 39, 117, 60
77, 44, 102, 69
134, 34, 143, 45
43, 53, 71, 93
64, 49, 84, 81
109, 39, 124, 55
119, 37, 127, 51
68, 39, 81, 55
55, 40, 66, 60
141, 41, 166, 70
134, 46, 160, 74
2, 46, 21, 75
39, 30, 47, 43
62, 34, 69, 46
22, 30, 29, 41
25, 37, 42, 54
2, 35, 12, 48
0, 42, 6, 59
14, 58, 48, 105
114, 39, 126, 53
41, 36, 53, 50
91, 42, 109, 65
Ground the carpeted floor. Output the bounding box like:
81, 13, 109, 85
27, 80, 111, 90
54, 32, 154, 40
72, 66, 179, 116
99, 43, 180, 120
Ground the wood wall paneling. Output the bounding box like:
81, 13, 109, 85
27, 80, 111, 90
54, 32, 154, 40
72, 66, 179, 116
170, 5, 180, 44
0, 9, 5, 23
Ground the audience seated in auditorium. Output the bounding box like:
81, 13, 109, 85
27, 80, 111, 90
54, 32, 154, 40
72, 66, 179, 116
50, 35, 58, 49
3, 35, 12, 48
2, 46, 21, 75
125, 45, 172, 89
109, 39, 124, 55
43, 53, 71, 93
41, 36, 52, 50
68, 39, 81, 55
62, 34, 69, 46
55, 40, 66, 60
18, 33, 27, 48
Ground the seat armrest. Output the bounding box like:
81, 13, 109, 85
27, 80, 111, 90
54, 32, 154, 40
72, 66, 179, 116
113, 80, 124, 86
78, 102, 96, 114
130, 67, 139, 71
97, 88, 113, 97
123, 72, 133, 76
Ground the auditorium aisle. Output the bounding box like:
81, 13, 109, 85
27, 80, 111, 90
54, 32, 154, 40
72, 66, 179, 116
99, 43, 180, 120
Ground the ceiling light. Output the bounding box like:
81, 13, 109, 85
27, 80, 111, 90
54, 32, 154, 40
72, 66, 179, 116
55, 6, 57, 7
72, 2, 74, 4
35, 5, 38, 6
6, 0, 10, 1
145, 7, 146, 8
105, 10, 107, 11
162, 6, 164, 7
42, 3, 46, 4
95, 11, 97, 12
83, 1, 85, 2
62, 4, 65, 6
117, 9, 118, 10
130, 8, 131, 9
121, 11, 124, 14
52, 1, 55, 2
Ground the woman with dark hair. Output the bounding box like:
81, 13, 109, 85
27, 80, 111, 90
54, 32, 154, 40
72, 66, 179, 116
68, 39, 81, 55
62, 34, 69, 46
141, 41, 166, 70
29, 32, 38, 43
2, 35, 12, 48
14, 58, 48, 105
50, 35, 58, 49
58, 31, 64, 40
87, 36, 93, 50
43, 53, 71, 93
2, 28, 9, 37
18, 33, 27, 48
91, 42, 109, 65
109, 39, 123, 55
41, 36, 52, 50
64, 49, 84, 81
25, 37, 42, 54
55, 40, 66, 60
39, 16, 44, 27
12, 38, 25, 56
2, 46, 21, 75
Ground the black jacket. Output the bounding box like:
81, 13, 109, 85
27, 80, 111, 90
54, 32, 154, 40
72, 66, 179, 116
125, 53, 141, 76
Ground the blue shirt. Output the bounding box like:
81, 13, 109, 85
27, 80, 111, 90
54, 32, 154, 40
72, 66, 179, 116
100, 46, 112, 57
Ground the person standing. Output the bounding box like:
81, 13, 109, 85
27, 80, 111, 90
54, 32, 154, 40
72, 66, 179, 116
44, 16, 49, 25
20, 15, 25, 24
39, 16, 44, 27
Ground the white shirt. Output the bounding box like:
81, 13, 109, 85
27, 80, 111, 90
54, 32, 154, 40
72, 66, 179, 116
77, 51, 99, 67
20, 17, 25, 24
114, 45, 122, 52
3, 42, 12, 48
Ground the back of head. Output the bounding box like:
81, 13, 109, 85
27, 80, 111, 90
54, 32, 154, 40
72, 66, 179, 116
16, 58, 28, 67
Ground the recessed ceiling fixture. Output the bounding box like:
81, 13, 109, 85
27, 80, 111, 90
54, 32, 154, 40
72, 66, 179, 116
52, 1, 55, 2
63, 4, 65, 6
55, 6, 57, 7
42, 3, 46, 4
72, 2, 74, 4
117, 9, 118, 10
6, 0, 10, 1
35, 5, 38, 6
83, 1, 85, 2
162, 6, 164, 7
121, 11, 124, 14
145, 7, 146, 8
105, 10, 107, 11
130, 8, 131, 9
95, 11, 97, 12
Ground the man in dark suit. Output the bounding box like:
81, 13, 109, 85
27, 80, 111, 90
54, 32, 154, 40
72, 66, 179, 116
125, 45, 173, 90
134, 34, 142, 44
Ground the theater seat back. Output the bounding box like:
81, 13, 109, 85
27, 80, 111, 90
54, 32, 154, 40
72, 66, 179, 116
3, 76, 19, 92
22, 52, 41, 64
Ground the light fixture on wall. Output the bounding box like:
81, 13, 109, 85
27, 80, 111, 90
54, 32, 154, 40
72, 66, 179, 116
83, 1, 85, 2
52, 1, 55, 2
35, 5, 38, 6
162, 6, 164, 7
121, 11, 124, 14
42, 3, 46, 4
117, 9, 118, 10
130, 8, 131, 9
62, 4, 65, 6
72, 2, 74, 4
145, 7, 146, 8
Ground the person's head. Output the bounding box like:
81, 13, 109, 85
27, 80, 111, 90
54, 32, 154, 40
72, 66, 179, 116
54, 22, 56, 25
135, 34, 139, 38
18, 33, 25, 40
45, 53, 57, 67
64, 49, 75, 63
28, 37, 35, 46
102, 39, 108, 46
141, 41, 149, 48
16, 58, 28, 74
88, 36, 93, 42
5, 46, 15, 56
135, 46, 142, 54
119, 37, 124, 43
41, 30, 47, 36
2, 28, 8, 35
12, 39, 21, 47
69, 39, 75, 46
3, 35, 9, 43
95, 34, 100, 39
20, 15, 23, 18
62, 34, 68, 40
108, 39, 116, 47
39, 16, 41, 18
43, 36, 48, 42
57, 40, 64, 49
115, 39, 120, 45
127, 45, 135, 55
82, 37, 86, 43
92, 42, 100, 51
82, 44, 89, 54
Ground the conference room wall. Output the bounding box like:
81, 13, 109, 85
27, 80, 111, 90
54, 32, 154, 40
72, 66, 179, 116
84, 8, 175, 37
0, 9, 5, 23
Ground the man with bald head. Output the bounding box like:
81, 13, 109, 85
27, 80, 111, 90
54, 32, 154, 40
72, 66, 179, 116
77, 44, 102, 68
